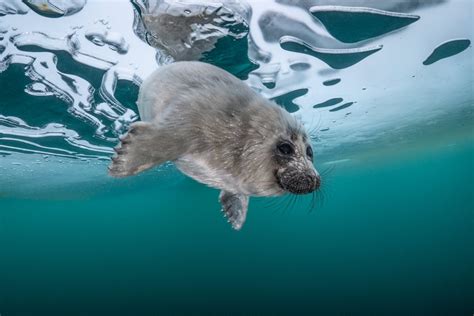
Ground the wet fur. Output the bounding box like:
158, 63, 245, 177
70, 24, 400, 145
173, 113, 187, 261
109, 61, 318, 230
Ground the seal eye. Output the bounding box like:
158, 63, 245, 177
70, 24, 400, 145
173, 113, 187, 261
277, 142, 294, 155
306, 146, 313, 159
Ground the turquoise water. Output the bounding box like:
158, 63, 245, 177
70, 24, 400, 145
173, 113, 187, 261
1, 0, 473, 314
1, 140, 472, 315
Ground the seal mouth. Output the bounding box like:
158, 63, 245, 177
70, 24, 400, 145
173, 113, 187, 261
275, 170, 320, 195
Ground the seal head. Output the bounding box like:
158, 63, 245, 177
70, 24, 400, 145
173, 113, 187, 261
273, 128, 321, 195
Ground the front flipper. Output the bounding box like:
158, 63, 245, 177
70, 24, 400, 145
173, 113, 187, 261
219, 191, 249, 231
109, 121, 183, 177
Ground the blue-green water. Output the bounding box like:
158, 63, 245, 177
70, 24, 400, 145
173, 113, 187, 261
1, 139, 473, 315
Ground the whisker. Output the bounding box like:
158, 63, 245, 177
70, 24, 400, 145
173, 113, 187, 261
321, 164, 336, 177
289, 194, 298, 213
318, 188, 326, 208
308, 190, 316, 213
263, 195, 286, 209
282, 193, 295, 214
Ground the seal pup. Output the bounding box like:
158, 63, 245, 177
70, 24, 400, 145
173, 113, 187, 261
109, 61, 321, 230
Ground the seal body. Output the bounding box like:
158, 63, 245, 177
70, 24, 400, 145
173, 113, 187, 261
109, 61, 320, 230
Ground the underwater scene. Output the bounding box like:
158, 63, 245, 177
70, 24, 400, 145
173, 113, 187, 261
0, 0, 473, 314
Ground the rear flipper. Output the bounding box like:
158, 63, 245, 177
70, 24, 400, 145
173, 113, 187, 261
109, 122, 183, 177
219, 191, 249, 231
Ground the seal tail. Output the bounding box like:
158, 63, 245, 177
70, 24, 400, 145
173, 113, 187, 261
108, 122, 182, 177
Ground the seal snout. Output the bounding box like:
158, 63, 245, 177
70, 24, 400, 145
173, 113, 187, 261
313, 173, 321, 190
277, 169, 321, 195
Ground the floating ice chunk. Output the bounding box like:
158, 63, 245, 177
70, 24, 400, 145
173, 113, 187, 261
251, 63, 281, 89
0, 115, 112, 158
99, 66, 141, 117
280, 36, 382, 69
23, 0, 87, 18
85, 27, 129, 54
271, 88, 308, 113
289, 61, 311, 71
12, 31, 116, 70
258, 10, 345, 49
94, 102, 119, 121
329, 101, 355, 112
131, 0, 257, 78
0, 24, 143, 157
131, 1, 238, 58
0, 0, 29, 16
13, 31, 68, 51
249, 36, 272, 64
310, 6, 419, 43
2, 41, 108, 137
99, 66, 140, 135
313, 98, 343, 108
322, 78, 341, 86
24, 82, 54, 96
275, 0, 445, 13
423, 39, 471, 66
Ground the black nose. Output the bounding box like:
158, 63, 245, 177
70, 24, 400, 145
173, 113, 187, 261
306, 173, 321, 192
278, 170, 322, 195
287, 174, 320, 195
